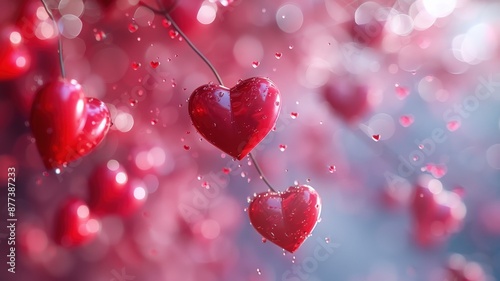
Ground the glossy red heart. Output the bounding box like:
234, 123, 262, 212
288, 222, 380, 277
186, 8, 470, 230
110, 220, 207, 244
54, 197, 100, 247
88, 161, 147, 216
30, 78, 111, 169
323, 78, 369, 123
411, 177, 466, 247
248, 185, 321, 253
188, 77, 281, 160
0, 26, 31, 80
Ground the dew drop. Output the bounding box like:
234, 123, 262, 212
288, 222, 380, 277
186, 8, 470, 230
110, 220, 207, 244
252, 61, 260, 68
129, 99, 138, 106
197, 175, 202, 180
256, 268, 261, 275
290, 112, 298, 119
150, 119, 158, 125
275, 52, 282, 59
325, 237, 330, 243
288, 45, 294, 49
93, 29, 106, 41
241, 172, 246, 178
372, 134, 380, 141
243, 208, 247, 212
222, 167, 231, 174
262, 237, 267, 243
418, 144, 424, 150
183, 145, 190, 150
162, 18, 171, 28
54, 168, 61, 175
131, 61, 141, 70
128, 23, 138, 33
395, 84, 409, 99
201, 181, 210, 189
279, 144, 287, 152
169, 29, 179, 39
292, 256, 296, 263
328, 165, 336, 173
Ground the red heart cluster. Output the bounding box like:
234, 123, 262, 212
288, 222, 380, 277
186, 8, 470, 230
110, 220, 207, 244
30, 78, 111, 170
411, 176, 466, 247
248, 185, 322, 253
188, 77, 281, 160
54, 160, 147, 247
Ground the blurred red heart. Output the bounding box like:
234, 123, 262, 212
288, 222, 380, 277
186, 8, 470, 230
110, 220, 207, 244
248, 185, 321, 253
0, 26, 31, 80
30, 78, 111, 169
188, 77, 281, 159
323, 78, 369, 123
88, 161, 147, 216
54, 197, 100, 247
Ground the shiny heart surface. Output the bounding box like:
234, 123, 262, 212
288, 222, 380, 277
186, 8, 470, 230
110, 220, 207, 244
88, 161, 147, 216
54, 198, 100, 247
30, 78, 111, 169
248, 185, 321, 253
188, 77, 281, 160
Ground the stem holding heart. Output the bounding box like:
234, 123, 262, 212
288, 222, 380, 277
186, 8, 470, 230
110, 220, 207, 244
40, 0, 66, 78
140, 1, 278, 192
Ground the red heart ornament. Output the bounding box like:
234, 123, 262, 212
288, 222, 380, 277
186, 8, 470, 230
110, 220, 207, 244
54, 198, 100, 247
188, 77, 281, 160
248, 185, 322, 253
88, 161, 147, 216
30, 78, 111, 169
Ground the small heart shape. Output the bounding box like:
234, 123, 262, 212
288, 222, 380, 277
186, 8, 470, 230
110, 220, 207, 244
248, 185, 322, 253
188, 77, 281, 159
323, 79, 369, 122
30, 78, 111, 169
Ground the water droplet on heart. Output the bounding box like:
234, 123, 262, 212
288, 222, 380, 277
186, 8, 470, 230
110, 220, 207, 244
252, 61, 260, 68
162, 19, 171, 28
325, 237, 330, 243
262, 237, 267, 243
150, 119, 158, 125
183, 145, 190, 150
222, 167, 231, 174
128, 23, 138, 33
150, 61, 160, 68
275, 101, 280, 106
372, 134, 380, 141
328, 165, 336, 173
290, 112, 298, 119
169, 30, 179, 39
257, 268, 261, 275
129, 99, 138, 106
275, 52, 282, 59
171, 79, 176, 87
395, 84, 409, 99
399, 115, 414, 127
279, 144, 287, 152
447, 120, 461, 131
131, 62, 141, 70
137, 37, 141, 41
93, 29, 106, 41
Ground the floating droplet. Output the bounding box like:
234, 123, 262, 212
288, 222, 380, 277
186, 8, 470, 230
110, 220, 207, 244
399, 115, 414, 127
162, 19, 171, 28
93, 29, 106, 41
290, 112, 298, 119
169, 29, 179, 39
288, 45, 294, 49
183, 145, 190, 150
54, 168, 61, 175
241, 172, 246, 178
328, 165, 336, 173
150, 119, 158, 125
292, 256, 296, 263
201, 182, 210, 189
256, 268, 261, 275
252, 61, 260, 68
262, 237, 267, 243
128, 23, 138, 33
395, 84, 409, 99
222, 167, 231, 174
129, 99, 138, 106
372, 134, 380, 141
279, 144, 287, 152
275, 52, 282, 59
447, 120, 461, 132
325, 237, 330, 243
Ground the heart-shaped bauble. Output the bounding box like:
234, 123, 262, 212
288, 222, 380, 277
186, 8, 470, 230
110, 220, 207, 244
88, 161, 147, 216
248, 185, 321, 253
54, 197, 100, 247
0, 26, 31, 80
188, 77, 281, 160
323, 78, 369, 123
30, 78, 111, 169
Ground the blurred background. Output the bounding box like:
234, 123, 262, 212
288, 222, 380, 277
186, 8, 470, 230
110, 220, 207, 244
1, 0, 500, 280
